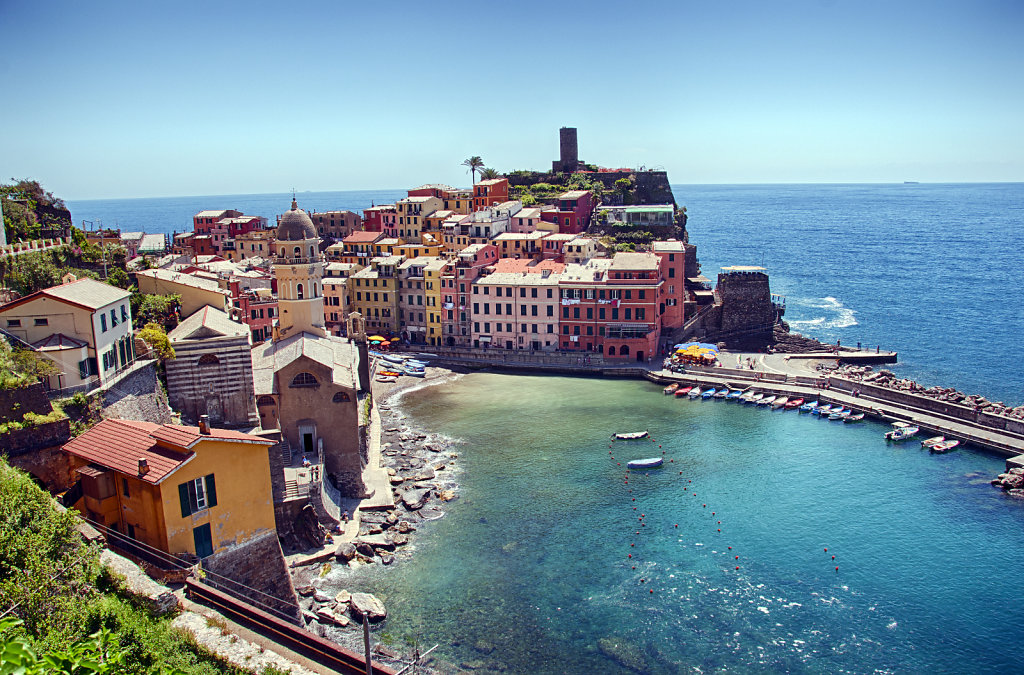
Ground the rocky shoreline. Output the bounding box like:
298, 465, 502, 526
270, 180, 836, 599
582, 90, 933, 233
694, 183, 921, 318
289, 365, 465, 672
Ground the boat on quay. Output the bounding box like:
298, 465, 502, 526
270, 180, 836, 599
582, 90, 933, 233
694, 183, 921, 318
921, 436, 945, 448
771, 396, 789, 409
885, 421, 919, 442
614, 431, 649, 440
930, 439, 961, 453
375, 374, 398, 383
785, 397, 805, 409
674, 386, 693, 398
627, 457, 664, 469
664, 383, 680, 395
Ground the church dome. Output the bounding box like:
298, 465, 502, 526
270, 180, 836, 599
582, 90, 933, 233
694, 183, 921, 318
277, 199, 317, 241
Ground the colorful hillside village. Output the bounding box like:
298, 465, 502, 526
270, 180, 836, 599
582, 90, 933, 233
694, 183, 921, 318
148, 178, 691, 362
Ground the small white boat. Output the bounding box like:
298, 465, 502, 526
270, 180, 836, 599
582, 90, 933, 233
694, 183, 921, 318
614, 431, 649, 440
771, 396, 789, 409
627, 457, 664, 470
688, 387, 703, 399
844, 413, 865, 423
921, 436, 945, 448
812, 404, 833, 416
375, 375, 397, 383
401, 366, 426, 378
748, 392, 765, 404
828, 409, 850, 421
885, 422, 919, 442
930, 439, 960, 453
714, 389, 730, 399
739, 391, 757, 402
800, 401, 819, 413
757, 395, 777, 407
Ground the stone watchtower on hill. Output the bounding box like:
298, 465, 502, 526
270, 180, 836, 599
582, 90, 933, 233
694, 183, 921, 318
552, 127, 582, 173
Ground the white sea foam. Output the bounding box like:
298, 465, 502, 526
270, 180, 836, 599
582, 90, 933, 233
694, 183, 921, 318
788, 296, 858, 330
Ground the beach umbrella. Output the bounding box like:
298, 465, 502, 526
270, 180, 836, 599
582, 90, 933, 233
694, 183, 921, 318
390, 337, 400, 342
369, 335, 387, 342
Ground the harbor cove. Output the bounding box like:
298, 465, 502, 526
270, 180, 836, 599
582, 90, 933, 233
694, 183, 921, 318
324, 371, 1024, 673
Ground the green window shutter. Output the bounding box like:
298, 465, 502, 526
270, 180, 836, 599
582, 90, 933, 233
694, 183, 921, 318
205, 474, 217, 508
178, 483, 191, 517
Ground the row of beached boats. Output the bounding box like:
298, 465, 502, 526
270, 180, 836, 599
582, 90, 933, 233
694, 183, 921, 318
372, 352, 430, 383
662, 383, 866, 421
661, 382, 961, 451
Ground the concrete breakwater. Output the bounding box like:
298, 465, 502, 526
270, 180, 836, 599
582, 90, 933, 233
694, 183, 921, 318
645, 368, 1024, 461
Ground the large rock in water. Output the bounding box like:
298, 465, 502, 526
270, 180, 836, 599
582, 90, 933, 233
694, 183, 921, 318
349, 592, 387, 622
335, 542, 357, 561
598, 636, 648, 673
402, 488, 430, 510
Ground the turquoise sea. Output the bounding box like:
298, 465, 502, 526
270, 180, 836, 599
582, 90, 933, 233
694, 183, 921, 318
69, 184, 1024, 672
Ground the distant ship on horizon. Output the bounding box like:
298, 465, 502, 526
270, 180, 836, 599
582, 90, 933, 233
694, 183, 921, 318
903, 181, 920, 184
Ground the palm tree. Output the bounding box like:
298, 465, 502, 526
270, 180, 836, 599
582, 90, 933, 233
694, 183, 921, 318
462, 156, 484, 186
479, 167, 500, 180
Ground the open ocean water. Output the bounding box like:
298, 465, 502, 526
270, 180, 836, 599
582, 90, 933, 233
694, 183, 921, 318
69, 183, 1024, 672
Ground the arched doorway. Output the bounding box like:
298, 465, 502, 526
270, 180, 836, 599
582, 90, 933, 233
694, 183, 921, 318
621, 345, 630, 356
607, 346, 616, 356
636, 350, 644, 362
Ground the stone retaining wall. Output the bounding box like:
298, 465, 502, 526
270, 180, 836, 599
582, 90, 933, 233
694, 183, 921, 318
201, 530, 300, 623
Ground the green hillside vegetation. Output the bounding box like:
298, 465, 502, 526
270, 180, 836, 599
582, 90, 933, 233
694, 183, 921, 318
1, 179, 69, 243
0, 462, 246, 674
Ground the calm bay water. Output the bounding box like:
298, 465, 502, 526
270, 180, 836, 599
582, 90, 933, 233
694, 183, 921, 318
69, 184, 1024, 671
335, 374, 1024, 673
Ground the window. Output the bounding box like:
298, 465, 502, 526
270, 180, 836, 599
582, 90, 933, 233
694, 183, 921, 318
547, 289, 553, 298
297, 283, 304, 299
6, 319, 20, 328
100, 314, 107, 332
639, 290, 646, 299
547, 306, 553, 317
110, 309, 118, 327
290, 372, 319, 388
34, 318, 48, 326
198, 354, 219, 366
669, 267, 676, 278
122, 477, 130, 498
332, 391, 351, 402
178, 474, 217, 517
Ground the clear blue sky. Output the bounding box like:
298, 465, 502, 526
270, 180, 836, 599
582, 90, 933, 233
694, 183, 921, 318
2, 0, 1022, 199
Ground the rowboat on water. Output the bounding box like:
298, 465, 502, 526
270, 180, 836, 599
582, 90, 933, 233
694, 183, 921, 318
828, 409, 850, 421
674, 386, 693, 397
627, 457, 664, 470
614, 431, 649, 440
921, 436, 945, 448
799, 401, 819, 412
714, 389, 730, 399
844, 413, 865, 423
785, 397, 805, 409
812, 404, 833, 416
701, 388, 717, 399
771, 396, 789, 409
748, 392, 765, 404
688, 387, 703, 399
728, 390, 745, 401
930, 440, 960, 453
664, 383, 680, 395
758, 395, 777, 407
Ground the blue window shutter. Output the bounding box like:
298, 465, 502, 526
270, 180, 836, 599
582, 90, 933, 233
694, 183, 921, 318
205, 474, 217, 508
178, 483, 191, 517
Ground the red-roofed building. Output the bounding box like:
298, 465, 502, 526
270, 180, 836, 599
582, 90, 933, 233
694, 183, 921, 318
62, 417, 277, 564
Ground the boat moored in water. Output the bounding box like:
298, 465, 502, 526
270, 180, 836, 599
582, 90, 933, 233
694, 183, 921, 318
812, 404, 833, 416
785, 397, 804, 409
701, 388, 717, 399
885, 421, 919, 441
728, 390, 744, 401
714, 389, 730, 399
674, 386, 693, 397
771, 396, 789, 409
921, 436, 945, 448
799, 400, 819, 412
614, 431, 649, 440
758, 395, 777, 407
828, 409, 850, 421
688, 387, 703, 399
844, 412, 865, 423
930, 439, 960, 453
664, 383, 680, 395
627, 457, 664, 469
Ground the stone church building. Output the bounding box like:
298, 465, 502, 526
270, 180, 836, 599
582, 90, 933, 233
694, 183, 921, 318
250, 200, 368, 498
